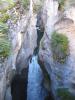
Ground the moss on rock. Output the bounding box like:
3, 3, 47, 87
0, 13, 10, 23
0, 22, 8, 33
51, 31, 69, 63
58, 0, 66, 11
57, 88, 75, 100
21, 0, 29, 9
0, 0, 16, 13
33, 4, 42, 13
0, 22, 11, 58
38, 59, 51, 91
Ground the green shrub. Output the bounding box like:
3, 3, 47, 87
0, 22, 8, 33
0, 13, 10, 23
51, 31, 69, 63
0, 0, 13, 58
58, 0, 66, 11
6, 0, 14, 5
0, 0, 16, 13
0, 0, 14, 5
0, 22, 11, 58
0, 38, 11, 57
33, 4, 42, 13
57, 88, 75, 100
21, 0, 29, 9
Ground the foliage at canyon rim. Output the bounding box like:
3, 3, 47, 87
51, 31, 69, 63
21, 0, 30, 9
0, 22, 11, 58
33, 4, 42, 13
0, 0, 14, 58
0, 0, 16, 12
33, 1, 43, 13
58, 0, 66, 11
57, 88, 75, 100
0, 13, 10, 23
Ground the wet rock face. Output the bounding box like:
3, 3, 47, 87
5, 87, 12, 100
38, 58, 51, 92
38, 0, 75, 98
33, 11, 45, 55
0, 59, 7, 100
0, 75, 6, 100
36, 11, 45, 32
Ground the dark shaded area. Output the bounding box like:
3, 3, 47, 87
34, 11, 44, 55
45, 91, 54, 100
37, 30, 44, 47
38, 59, 51, 87
11, 68, 28, 100
34, 30, 44, 55
35, 11, 54, 100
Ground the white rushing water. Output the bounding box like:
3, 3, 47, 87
27, 56, 47, 100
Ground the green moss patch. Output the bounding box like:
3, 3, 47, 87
0, 0, 16, 22
58, 0, 66, 11
51, 31, 69, 63
0, 0, 14, 58
0, 22, 8, 32
21, 0, 29, 9
57, 88, 75, 100
0, 0, 16, 13
0, 13, 10, 23
33, 4, 42, 13
0, 22, 11, 58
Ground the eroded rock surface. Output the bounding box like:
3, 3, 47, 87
39, 1, 75, 98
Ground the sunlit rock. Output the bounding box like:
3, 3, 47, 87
64, 7, 75, 24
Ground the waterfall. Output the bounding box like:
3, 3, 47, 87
27, 56, 47, 100
27, 0, 59, 100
